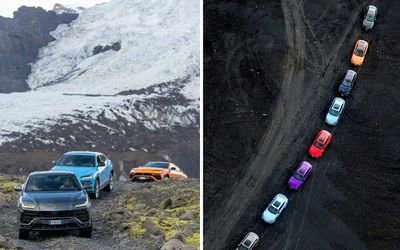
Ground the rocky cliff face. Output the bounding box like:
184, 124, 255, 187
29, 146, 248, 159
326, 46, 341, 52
0, 6, 77, 93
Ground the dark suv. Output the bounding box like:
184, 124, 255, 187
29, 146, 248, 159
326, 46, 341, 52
15, 171, 92, 239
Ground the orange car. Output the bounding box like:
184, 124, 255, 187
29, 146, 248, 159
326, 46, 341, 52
351, 40, 369, 66
129, 161, 188, 181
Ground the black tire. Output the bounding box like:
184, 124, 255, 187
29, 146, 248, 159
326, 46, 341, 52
90, 180, 100, 199
79, 226, 92, 238
104, 172, 113, 192
18, 229, 29, 240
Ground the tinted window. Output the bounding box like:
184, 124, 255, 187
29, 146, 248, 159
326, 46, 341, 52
243, 239, 252, 247
26, 174, 81, 192
100, 155, 107, 162
293, 173, 303, 181
143, 162, 169, 169
57, 155, 95, 167
268, 206, 278, 214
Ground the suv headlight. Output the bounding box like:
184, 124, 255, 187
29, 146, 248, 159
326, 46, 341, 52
80, 175, 93, 180
20, 201, 35, 210
75, 198, 89, 208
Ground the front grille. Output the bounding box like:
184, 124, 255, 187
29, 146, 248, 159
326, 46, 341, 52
21, 209, 89, 223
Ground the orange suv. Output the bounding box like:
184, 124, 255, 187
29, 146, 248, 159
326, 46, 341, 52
129, 162, 188, 181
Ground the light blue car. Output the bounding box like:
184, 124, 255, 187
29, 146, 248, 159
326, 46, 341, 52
325, 97, 345, 126
51, 151, 114, 199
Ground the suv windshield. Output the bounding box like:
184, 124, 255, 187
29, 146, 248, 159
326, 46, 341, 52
365, 13, 374, 22
143, 162, 169, 169
354, 45, 365, 56
267, 206, 278, 214
342, 79, 351, 87
25, 174, 81, 192
329, 108, 339, 116
293, 173, 303, 181
314, 140, 324, 149
57, 155, 95, 167
238, 245, 249, 250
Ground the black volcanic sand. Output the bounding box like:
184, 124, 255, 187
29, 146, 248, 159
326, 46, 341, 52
204, 0, 400, 249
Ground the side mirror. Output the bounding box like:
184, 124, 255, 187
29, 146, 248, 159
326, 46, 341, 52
51, 160, 57, 165
15, 185, 22, 192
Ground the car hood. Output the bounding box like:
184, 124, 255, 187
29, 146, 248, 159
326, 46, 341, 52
131, 167, 166, 173
51, 166, 97, 178
22, 191, 87, 211
325, 113, 339, 125
288, 177, 302, 189
262, 209, 277, 222
351, 55, 364, 64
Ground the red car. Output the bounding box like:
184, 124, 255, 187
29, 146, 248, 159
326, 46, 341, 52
308, 130, 331, 158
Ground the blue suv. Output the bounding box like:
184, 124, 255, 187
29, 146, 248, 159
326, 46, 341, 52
51, 151, 114, 199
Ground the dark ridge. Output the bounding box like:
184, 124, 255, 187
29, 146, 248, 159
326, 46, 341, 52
0, 6, 77, 93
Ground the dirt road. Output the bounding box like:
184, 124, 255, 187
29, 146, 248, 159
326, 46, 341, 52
204, 0, 400, 249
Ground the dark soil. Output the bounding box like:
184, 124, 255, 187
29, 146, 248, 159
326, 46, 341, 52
204, 0, 400, 249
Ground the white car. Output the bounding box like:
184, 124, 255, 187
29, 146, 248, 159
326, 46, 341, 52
262, 194, 288, 224
325, 97, 345, 126
236, 232, 259, 250
363, 5, 378, 30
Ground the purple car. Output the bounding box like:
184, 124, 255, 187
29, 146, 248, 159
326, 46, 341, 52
288, 161, 312, 190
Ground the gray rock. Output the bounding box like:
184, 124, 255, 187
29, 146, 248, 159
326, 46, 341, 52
161, 239, 185, 250
143, 218, 163, 236
180, 210, 193, 221
136, 203, 146, 210
162, 198, 173, 209
114, 208, 128, 215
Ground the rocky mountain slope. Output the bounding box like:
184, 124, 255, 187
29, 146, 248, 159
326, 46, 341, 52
0, 175, 199, 249
0, 7, 77, 93
0, 0, 200, 177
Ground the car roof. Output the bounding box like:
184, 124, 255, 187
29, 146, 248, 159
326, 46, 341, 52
318, 130, 331, 139
357, 40, 368, 49
64, 151, 101, 156
333, 97, 345, 106
297, 162, 311, 174
273, 194, 288, 205
245, 232, 259, 241
345, 70, 357, 78
368, 5, 377, 14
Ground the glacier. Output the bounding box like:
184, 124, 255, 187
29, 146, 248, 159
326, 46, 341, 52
0, 0, 199, 145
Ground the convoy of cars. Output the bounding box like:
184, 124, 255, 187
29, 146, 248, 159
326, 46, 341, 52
240, 4, 378, 247
14, 151, 188, 240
